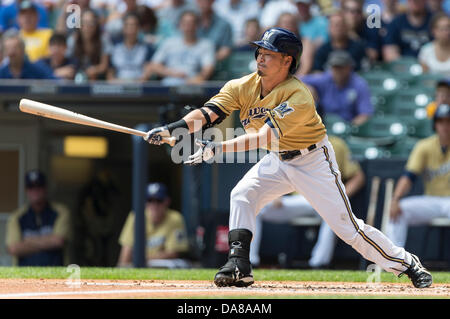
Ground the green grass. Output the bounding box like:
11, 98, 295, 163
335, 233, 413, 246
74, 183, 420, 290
0, 267, 449, 284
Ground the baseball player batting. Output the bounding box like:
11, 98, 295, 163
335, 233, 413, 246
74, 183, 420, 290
145, 28, 432, 288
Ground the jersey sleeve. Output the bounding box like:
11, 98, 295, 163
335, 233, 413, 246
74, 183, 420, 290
164, 212, 189, 254
204, 80, 241, 115
405, 141, 427, 175
118, 212, 135, 248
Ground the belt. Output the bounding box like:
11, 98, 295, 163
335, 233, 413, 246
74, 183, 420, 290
278, 144, 317, 161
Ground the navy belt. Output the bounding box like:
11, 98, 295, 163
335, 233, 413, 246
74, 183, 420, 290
279, 144, 317, 161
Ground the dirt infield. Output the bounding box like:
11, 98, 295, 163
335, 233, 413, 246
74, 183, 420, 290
0, 279, 448, 298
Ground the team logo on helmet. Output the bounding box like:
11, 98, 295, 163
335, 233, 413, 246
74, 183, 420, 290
273, 102, 294, 119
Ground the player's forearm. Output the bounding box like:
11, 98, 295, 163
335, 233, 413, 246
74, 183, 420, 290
6, 235, 63, 257
221, 125, 275, 153
392, 175, 413, 202
344, 170, 365, 198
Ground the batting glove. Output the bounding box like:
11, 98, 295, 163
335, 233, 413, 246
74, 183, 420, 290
144, 125, 171, 145
184, 139, 222, 165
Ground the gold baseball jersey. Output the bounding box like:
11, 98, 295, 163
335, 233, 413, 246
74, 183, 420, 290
406, 134, 450, 196
205, 72, 326, 151
119, 209, 189, 258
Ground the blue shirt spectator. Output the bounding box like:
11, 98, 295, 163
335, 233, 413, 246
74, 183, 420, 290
294, 0, 329, 45
0, 0, 49, 32
302, 51, 373, 125
383, 0, 433, 61
0, 57, 55, 79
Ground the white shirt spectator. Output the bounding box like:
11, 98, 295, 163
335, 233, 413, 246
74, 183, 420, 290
259, 0, 297, 29
418, 42, 450, 77
213, 0, 261, 45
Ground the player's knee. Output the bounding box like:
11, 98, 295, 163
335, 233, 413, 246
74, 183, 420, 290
230, 183, 258, 206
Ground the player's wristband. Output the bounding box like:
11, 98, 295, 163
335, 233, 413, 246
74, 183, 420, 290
167, 119, 189, 134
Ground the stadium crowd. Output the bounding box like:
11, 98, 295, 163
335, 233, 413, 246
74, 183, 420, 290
0, 0, 448, 84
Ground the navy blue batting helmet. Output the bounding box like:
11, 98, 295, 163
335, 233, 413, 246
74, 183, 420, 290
434, 103, 450, 123
251, 28, 303, 74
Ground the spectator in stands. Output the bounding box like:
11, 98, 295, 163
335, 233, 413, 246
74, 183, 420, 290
382, 0, 433, 62
259, 0, 297, 30
117, 182, 190, 268
387, 103, 450, 248
107, 13, 155, 82
275, 12, 315, 75
150, 10, 215, 86
196, 0, 234, 62
104, 0, 138, 42
6, 170, 71, 266
67, 9, 112, 81
342, 0, 382, 63
0, 0, 49, 32
428, 0, 446, 13
0, 30, 55, 79
426, 78, 450, 118
16, 1, 53, 62
302, 50, 374, 125
312, 11, 366, 72
156, 0, 197, 40
233, 18, 261, 51
36, 33, 76, 80
136, 5, 159, 46
294, 0, 329, 47
250, 135, 366, 268
418, 13, 450, 77
380, 0, 405, 25
213, 0, 260, 45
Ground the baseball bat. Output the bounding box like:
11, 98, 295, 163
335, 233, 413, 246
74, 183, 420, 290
366, 176, 380, 226
380, 178, 394, 234
19, 99, 176, 146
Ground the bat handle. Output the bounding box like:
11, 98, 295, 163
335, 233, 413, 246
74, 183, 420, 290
162, 136, 177, 147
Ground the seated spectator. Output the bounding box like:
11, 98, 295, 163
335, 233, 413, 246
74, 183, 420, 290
0, 0, 49, 32
149, 10, 215, 86
196, 0, 234, 62
382, 0, 433, 62
104, 0, 138, 42
67, 9, 112, 81
426, 78, 450, 119
6, 170, 71, 266
427, 0, 446, 13
117, 183, 190, 269
233, 18, 261, 51
36, 32, 76, 80
17, 0, 53, 62
156, 0, 197, 41
107, 13, 155, 82
213, 0, 260, 46
386, 103, 450, 248
342, 0, 382, 63
275, 12, 315, 76
259, 0, 297, 30
418, 13, 450, 76
294, 0, 329, 47
380, 0, 406, 25
312, 10, 366, 72
302, 50, 374, 125
0, 30, 55, 79
250, 135, 366, 268
136, 5, 159, 46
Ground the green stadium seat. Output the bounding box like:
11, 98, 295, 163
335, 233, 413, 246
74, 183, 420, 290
383, 57, 423, 77
369, 87, 397, 116
404, 118, 434, 138
323, 114, 351, 137
351, 115, 408, 146
361, 71, 402, 91
346, 136, 391, 161
226, 51, 256, 79
411, 73, 444, 90
387, 137, 419, 159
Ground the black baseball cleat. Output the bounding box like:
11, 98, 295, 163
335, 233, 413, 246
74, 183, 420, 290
214, 257, 254, 287
214, 228, 254, 287
399, 254, 432, 288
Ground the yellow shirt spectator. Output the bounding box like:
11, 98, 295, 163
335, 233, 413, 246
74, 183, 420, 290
20, 28, 52, 62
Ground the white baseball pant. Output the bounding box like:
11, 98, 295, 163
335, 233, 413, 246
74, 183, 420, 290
249, 195, 337, 268
229, 135, 412, 275
386, 195, 450, 247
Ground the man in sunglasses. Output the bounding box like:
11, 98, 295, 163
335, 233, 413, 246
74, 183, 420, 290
117, 182, 190, 268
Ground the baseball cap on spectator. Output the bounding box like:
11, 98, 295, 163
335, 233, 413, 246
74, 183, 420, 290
146, 183, 169, 201
25, 169, 47, 188
326, 50, 355, 68
19, 0, 38, 12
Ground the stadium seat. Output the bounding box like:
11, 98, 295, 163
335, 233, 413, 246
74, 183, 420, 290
346, 136, 390, 161
387, 137, 419, 159
350, 115, 408, 146
323, 114, 351, 137
404, 118, 434, 138
369, 87, 397, 116
414, 73, 446, 90
383, 57, 423, 77
361, 70, 401, 91
226, 51, 256, 79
